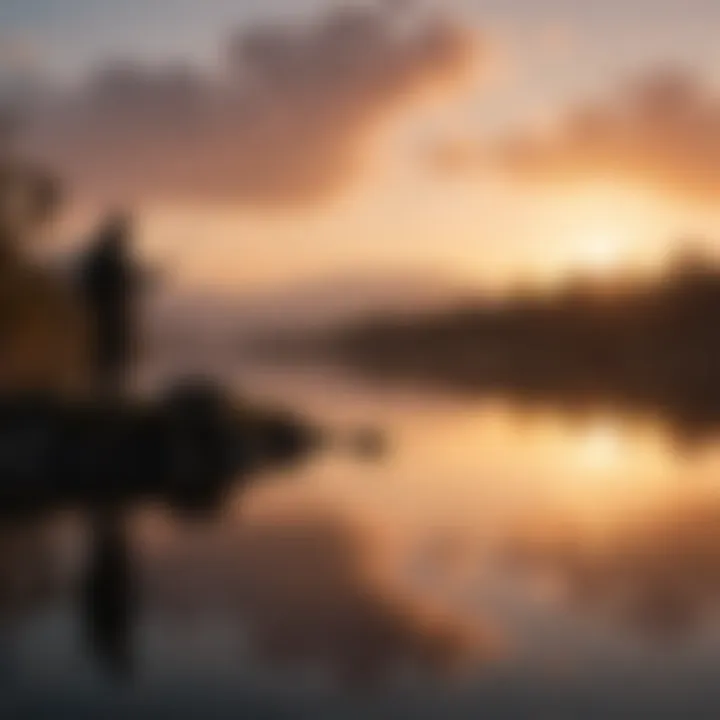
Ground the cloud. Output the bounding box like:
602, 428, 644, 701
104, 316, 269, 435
0, 33, 40, 76
532, 21, 577, 59
22, 3, 480, 208
428, 69, 720, 208
495, 69, 720, 205
146, 498, 503, 687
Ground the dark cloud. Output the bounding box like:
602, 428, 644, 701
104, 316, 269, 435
495, 69, 720, 205
146, 500, 503, 687
22, 4, 480, 208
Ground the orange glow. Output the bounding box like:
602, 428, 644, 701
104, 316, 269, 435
573, 230, 626, 275
574, 421, 625, 472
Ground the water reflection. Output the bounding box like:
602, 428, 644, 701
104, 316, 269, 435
5, 372, 720, 711
238, 374, 720, 652
0, 521, 67, 621
0, 377, 378, 683
505, 491, 720, 641
141, 494, 502, 688
82, 512, 135, 677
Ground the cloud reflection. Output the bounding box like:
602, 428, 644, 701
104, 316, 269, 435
145, 497, 504, 687
506, 494, 720, 640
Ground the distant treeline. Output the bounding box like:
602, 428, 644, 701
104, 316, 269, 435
257, 251, 720, 442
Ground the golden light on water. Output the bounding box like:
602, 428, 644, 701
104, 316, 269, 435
574, 421, 625, 472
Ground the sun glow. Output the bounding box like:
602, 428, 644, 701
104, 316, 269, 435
575, 230, 626, 274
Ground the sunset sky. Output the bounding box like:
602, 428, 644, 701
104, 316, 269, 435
4, 0, 720, 300
7, 5, 720, 708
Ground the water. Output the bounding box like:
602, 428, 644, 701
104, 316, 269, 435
3, 365, 720, 718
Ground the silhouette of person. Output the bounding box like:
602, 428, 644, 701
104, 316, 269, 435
78, 213, 138, 394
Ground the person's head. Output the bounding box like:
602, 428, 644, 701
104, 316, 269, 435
100, 210, 134, 249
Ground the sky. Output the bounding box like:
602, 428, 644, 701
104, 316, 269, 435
4, 0, 720, 300
4, 0, 720, 81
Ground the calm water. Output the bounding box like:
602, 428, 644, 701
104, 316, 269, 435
3, 365, 720, 718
